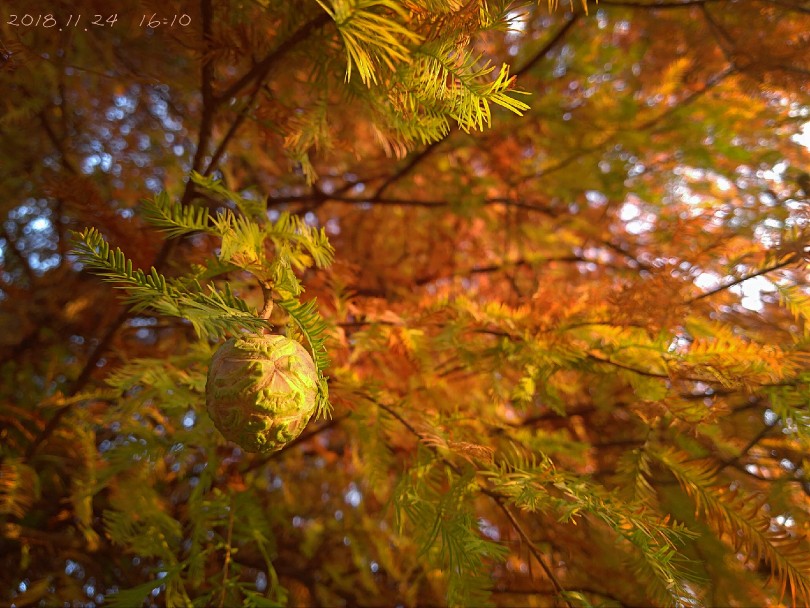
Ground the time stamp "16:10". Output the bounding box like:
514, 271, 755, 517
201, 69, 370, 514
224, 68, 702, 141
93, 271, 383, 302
5, 13, 192, 30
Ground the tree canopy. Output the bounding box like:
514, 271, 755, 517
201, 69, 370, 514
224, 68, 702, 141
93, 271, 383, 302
2, 1, 810, 606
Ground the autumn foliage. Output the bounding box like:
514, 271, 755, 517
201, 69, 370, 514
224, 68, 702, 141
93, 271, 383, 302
2, 1, 810, 606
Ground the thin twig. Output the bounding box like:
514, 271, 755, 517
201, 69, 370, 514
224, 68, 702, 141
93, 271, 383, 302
514, 14, 579, 78
587, 352, 716, 384
25, 307, 130, 459
190, 0, 216, 179
219, 501, 235, 608
686, 254, 798, 304
269, 192, 556, 213
259, 282, 274, 321
372, 139, 446, 200
39, 110, 78, 175
493, 497, 573, 607
717, 422, 775, 474
526, 66, 733, 183
215, 13, 331, 104
205, 82, 263, 177
0, 221, 36, 285
762, 0, 810, 14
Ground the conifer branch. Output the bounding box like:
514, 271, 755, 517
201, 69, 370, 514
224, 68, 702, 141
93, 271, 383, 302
71, 228, 267, 338
716, 422, 775, 474
524, 66, 734, 184
655, 448, 810, 605
140, 193, 213, 237
377, 399, 572, 604
369, 7, 576, 200
492, 496, 573, 606
686, 254, 798, 304
215, 12, 332, 104
378, 392, 700, 605
318, 0, 419, 86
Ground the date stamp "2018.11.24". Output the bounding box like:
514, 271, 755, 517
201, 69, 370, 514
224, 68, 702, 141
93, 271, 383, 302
5, 12, 192, 31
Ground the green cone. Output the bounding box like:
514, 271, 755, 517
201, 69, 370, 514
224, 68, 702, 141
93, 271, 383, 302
205, 334, 319, 453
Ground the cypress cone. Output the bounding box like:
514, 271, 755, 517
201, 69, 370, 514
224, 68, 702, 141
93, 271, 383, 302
205, 334, 319, 453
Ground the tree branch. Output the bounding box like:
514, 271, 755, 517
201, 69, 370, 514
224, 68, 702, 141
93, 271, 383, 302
25, 306, 130, 459
372, 138, 446, 200
190, 0, 217, 178
219, 501, 235, 608
514, 14, 579, 78
366, 10, 580, 201
686, 254, 798, 304
525, 66, 733, 183
39, 111, 78, 175
0, 221, 36, 285
374, 398, 572, 606
271, 192, 557, 214
717, 421, 776, 474
586, 352, 713, 384
215, 12, 332, 104
204, 82, 262, 177
492, 496, 573, 606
